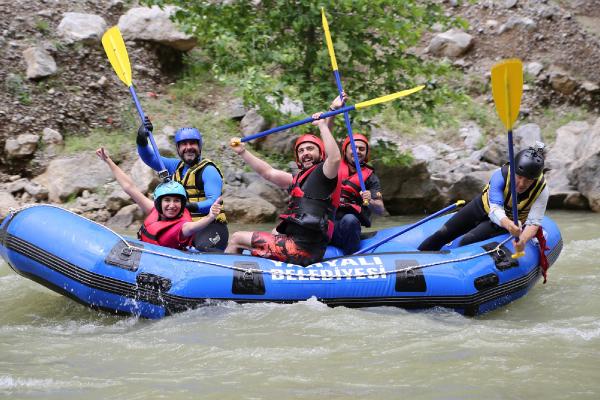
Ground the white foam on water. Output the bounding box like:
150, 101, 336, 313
0, 375, 114, 390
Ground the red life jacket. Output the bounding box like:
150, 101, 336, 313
337, 159, 374, 227
138, 208, 193, 250
277, 163, 340, 241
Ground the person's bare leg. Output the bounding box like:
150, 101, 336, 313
225, 231, 254, 254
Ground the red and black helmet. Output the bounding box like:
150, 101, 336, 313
342, 133, 370, 163
294, 134, 325, 168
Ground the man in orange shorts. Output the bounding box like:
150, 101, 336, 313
225, 95, 344, 266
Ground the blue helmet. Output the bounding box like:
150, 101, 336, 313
174, 127, 202, 147
153, 181, 187, 215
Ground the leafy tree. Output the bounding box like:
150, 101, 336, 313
142, 0, 460, 133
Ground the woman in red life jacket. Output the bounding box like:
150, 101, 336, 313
96, 148, 222, 250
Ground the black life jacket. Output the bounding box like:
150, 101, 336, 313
277, 163, 340, 241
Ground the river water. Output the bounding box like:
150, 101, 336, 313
1, 210, 599, 399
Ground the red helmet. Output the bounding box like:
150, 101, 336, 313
342, 134, 370, 163
294, 134, 325, 168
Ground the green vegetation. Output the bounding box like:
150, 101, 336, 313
35, 19, 50, 35
142, 0, 464, 129
62, 128, 131, 160
5, 74, 32, 105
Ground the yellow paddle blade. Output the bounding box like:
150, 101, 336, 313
321, 8, 338, 71
491, 59, 523, 130
355, 85, 425, 109
102, 26, 132, 87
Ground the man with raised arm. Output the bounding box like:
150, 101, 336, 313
226, 99, 343, 266
136, 121, 228, 252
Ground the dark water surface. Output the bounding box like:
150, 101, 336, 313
1, 211, 599, 399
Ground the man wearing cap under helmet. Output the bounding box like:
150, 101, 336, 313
332, 133, 385, 254
225, 95, 344, 266
418, 144, 549, 255
136, 119, 228, 252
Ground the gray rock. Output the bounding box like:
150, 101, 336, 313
499, 16, 536, 34
33, 153, 115, 202
0, 192, 20, 220
503, 0, 518, 9
460, 122, 483, 150
227, 98, 247, 120
130, 158, 160, 195
427, 29, 474, 57
23, 47, 57, 79
266, 95, 304, 115
256, 129, 296, 155
42, 127, 63, 144
224, 196, 278, 223
525, 62, 544, 77
411, 144, 437, 162
374, 160, 447, 214
57, 12, 107, 43
447, 170, 494, 203
4, 133, 39, 158
246, 180, 288, 209
240, 108, 268, 137
514, 123, 542, 150
118, 6, 197, 51
480, 135, 507, 166
107, 204, 144, 230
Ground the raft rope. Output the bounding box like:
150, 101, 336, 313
8, 204, 515, 280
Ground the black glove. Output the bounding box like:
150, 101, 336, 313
136, 116, 153, 146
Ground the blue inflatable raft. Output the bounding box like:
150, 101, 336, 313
0, 205, 562, 318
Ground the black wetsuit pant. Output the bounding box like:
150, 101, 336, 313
193, 221, 229, 252
418, 197, 507, 251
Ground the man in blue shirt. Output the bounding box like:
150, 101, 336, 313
137, 118, 228, 251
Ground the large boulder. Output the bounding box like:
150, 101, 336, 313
57, 12, 107, 43
374, 160, 447, 214
568, 118, 600, 212
118, 6, 197, 51
427, 29, 474, 57
240, 109, 268, 137
224, 196, 278, 223
446, 170, 494, 203
4, 133, 39, 159
23, 47, 57, 80
130, 158, 160, 195
33, 153, 114, 202
246, 180, 288, 210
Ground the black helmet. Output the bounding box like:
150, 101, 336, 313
515, 146, 545, 179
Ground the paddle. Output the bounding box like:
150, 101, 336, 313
322, 8, 368, 204
354, 200, 465, 254
491, 59, 524, 259
101, 26, 169, 181
233, 85, 424, 144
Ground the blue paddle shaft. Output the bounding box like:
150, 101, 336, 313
333, 70, 367, 192
507, 130, 520, 239
241, 105, 356, 142
355, 202, 460, 254
129, 86, 168, 175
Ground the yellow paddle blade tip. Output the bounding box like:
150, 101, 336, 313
355, 85, 425, 109
491, 59, 523, 131
102, 25, 133, 87
455, 200, 466, 206
511, 251, 525, 259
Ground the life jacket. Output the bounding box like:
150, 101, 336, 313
138, 208, 192, 250
277, 163, 340, 241
173, 158, 227, 223
337, 159, 374, 227
481, 164, 546, 224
